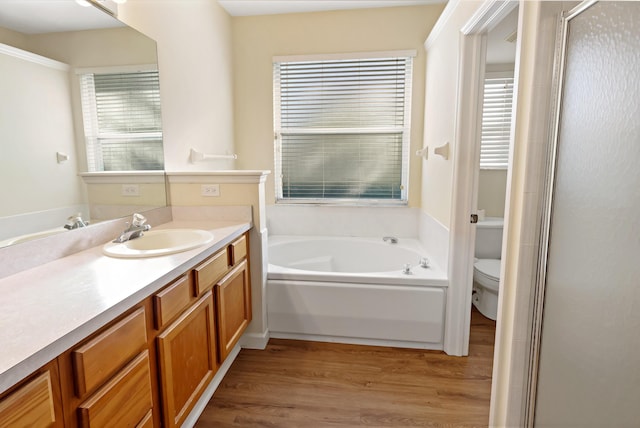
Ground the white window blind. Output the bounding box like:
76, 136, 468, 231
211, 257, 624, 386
273, 54, 413, 203
80, 70, 163, 171
480, 75, 514, 169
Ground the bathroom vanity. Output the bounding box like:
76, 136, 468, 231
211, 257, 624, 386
0, 220, 252, 427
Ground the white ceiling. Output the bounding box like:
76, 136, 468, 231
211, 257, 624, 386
217, 0, 445, 17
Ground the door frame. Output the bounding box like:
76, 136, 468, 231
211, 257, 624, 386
445, 0, 517, 356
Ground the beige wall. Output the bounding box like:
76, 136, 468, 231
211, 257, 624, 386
119, 0, 236, 172
231, 5, 445, 206
169, 182, 265, 229
478, 169, 507, 218
25, 27, 157, 66
85, 183, 166, 207
0, 27, 27, 50
421, 1, 484, 228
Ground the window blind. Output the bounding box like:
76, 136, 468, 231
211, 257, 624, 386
80, 71, 163, 171
480, 76, 514, 169
274, 55, 412, 203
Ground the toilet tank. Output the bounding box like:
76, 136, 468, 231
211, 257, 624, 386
475, 217, 504, 259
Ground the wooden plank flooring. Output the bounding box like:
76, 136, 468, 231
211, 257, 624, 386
196, 308, 496, 427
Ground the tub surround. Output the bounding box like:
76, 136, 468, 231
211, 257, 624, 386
418, 209, 450, 272
268, 279, 447, 349
267, 235, 448, 350
267, 205, 450, 273
265, 205, 451, 350
268, 235, 447, 285
0, 208, 252, 396
267, 205, 420, 238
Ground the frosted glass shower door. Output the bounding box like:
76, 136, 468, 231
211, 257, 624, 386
534, 2, 640, 426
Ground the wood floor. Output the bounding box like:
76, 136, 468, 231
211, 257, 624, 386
196, 308, 496, 427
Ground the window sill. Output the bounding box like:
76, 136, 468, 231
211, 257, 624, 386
275, 199, 408, 207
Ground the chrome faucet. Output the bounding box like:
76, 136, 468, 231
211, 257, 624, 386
64, 213, 89, 230
113, 213, 151, 243
383, 236, 398, 244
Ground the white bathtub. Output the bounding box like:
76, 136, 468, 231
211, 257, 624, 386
267, 236, 448, 349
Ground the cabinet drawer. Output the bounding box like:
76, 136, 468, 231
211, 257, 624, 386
0, 371, 56, 427
229, 235, 247, 266
78, 350, 153, 428
154, 274, 194, 329
72, 307, 147, 397
194, 249, 228, 296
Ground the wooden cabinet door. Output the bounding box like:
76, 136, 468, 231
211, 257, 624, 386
215, 260, 251, 362
0, 369, 62, 428
157, 291, 217, 428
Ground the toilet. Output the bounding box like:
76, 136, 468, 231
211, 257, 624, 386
473, 217, 504, 321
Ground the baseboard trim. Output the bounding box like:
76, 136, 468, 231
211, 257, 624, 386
269, 332, 443, 351
240, 329, 270, 350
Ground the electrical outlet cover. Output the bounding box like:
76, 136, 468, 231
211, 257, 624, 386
201, 184, 220, 197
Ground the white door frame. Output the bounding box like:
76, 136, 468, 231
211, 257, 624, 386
444, 0, 518, 356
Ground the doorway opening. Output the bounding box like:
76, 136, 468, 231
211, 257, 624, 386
470, 6, 518, 328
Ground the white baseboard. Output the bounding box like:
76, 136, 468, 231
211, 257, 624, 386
240, 329, 270, 350
269, 332, 443, 351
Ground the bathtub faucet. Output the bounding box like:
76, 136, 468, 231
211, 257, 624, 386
383, 236, 398, 244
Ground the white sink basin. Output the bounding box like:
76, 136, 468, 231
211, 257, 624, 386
103, 228, 214, 258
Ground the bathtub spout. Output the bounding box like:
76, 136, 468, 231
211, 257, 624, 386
383, 236, 398, 244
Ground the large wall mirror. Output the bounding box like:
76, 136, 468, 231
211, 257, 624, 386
0, 0, 166, 248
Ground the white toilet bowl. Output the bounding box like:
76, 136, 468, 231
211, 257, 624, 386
473, 258, 501, 321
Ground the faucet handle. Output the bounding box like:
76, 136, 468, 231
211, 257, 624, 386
64, 213, 88, 229
131, 213, 147, 227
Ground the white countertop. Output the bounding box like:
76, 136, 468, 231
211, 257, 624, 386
0, 219, 251, 394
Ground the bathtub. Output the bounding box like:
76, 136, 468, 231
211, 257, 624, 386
267, 236, 448, 349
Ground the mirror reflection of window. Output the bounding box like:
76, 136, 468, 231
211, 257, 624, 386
79, 68, 163, 171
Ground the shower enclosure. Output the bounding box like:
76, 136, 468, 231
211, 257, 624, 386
532, 1, 640, 425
